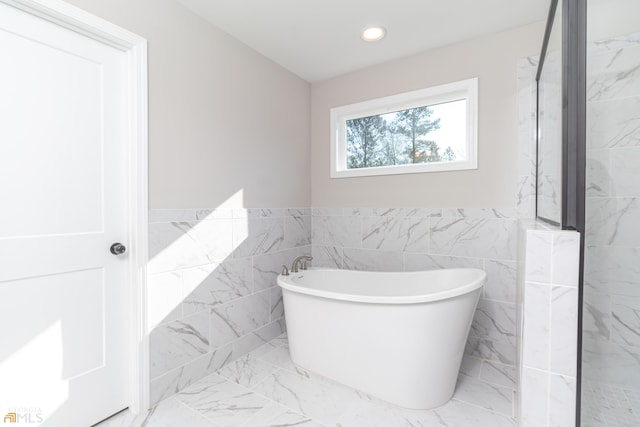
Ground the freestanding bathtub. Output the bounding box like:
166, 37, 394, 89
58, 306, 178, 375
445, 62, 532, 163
277, 268, 485, 410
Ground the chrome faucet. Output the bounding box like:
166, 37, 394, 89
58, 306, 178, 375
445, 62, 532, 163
291, 255, 313, 273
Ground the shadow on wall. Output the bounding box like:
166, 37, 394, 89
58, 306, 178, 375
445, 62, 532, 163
147, 189, 311, 405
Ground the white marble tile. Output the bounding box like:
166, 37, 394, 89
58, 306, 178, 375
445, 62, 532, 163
403, 253, 483, 271
548, 374, 576, 427
149, 209, 196, 223
442, 208, 518, 219
582, 285, 611, 341
611, 147, 640, 196
269, 332, 289, 348
150, 311, 210, 379
194, 208, 233, 220
251, 368, 365, 425
311, 215, 362, 248
435, 399, 516, 427
524, 230, 552, 283
284, 215, 311, 248
255, 345, 311, 378
362, 216, 429, 252
581, 379, 640, 427
231, 320, 286, 358
404, 207, 442, 217
233, 218, 285, 258
582, 337, 640, 387
589, 33, 640, 56
148, 271, 183, 328
465, 336, 517, 366
150, 344, 233, 406
311, 245, 343, 268
470, 299, 516, 347
587, 45, 640, 101
586, 197, 640, 246
537, 176, 562, 223
517, 175, 536, 219
243, 402, 320, 427
311, 207, 343, 216
97, 397, 216, 427
585, 245, 640, 295
182, 258, 253, 315
233, 208, 287, 219
429, 218, 517, 261
269, 286, 283, 321
459, 355, 482, 379
148, 222, 188, 274
333, 397, 445, 426
586, 150, 611, 197
287, 208, 311, 217
345, 207, 373, 216
245, 341, 280, 358
252, 247, 310, 291
342, 247, 403, 272
453, 375, 514, 417
479, 361, 517, 389
551, 233, 580, 287
149, 221, 232, 274
176, 373, 270, 426
192, 219, 236, 262
611, 294, 640, 348
210, 290, 270, 348
216, 354, 281, 388
587, 96, 640, 149
355, 207, 406, 217
522, 283, 550, 371
520, 367, 549, 427
484, 259, 517, 303
550, 286, 579, 377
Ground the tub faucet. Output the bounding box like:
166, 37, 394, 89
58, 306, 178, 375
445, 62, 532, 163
291, 256, 313, 273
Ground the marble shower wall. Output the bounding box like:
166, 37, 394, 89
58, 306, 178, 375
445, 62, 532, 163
147, 208, 311, 405
517, 221, 580, 427
583, 31, 640, 388
311, 207, 519, 381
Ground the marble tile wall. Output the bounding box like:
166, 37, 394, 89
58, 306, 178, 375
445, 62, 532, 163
516, 221, 580, 427
147, 208, 311, 405
516, 55, 582, 426
583, 31, 640, 390
311, 207, 520, 394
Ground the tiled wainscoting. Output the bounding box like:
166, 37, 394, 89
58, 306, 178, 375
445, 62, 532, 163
147, 206, 523, 416
517, 221, 580, 427
311, 206, 520, 412
147, 208, 311, 405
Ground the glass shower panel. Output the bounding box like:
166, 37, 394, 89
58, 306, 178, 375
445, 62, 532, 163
536, 1, 563, 224
582, 0, 640, 425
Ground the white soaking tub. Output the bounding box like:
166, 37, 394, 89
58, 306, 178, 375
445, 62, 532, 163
277, 268, 485, 410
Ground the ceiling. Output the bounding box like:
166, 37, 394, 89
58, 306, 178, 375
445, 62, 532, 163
176, 0, 550, 82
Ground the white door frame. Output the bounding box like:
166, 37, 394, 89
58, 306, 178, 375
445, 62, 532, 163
1, 0, 150, 414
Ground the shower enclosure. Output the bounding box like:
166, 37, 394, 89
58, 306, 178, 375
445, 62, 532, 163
581, 0, 640, 425
536, 0, 640, 425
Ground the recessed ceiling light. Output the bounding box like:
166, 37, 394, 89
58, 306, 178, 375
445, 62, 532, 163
361, 27, 386, 42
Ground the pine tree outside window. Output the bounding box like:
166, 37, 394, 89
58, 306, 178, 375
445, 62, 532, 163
331, 78, 478, 178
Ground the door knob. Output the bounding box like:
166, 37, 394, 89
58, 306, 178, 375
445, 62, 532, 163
110, 243, 127, 255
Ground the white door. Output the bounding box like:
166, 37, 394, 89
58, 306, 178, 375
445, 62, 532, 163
0, 2, 130, 426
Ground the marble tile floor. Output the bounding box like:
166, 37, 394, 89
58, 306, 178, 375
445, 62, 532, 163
96, 334, 516, 427
582, 380, 640, 427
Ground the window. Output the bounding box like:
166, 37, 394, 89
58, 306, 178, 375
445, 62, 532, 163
330, 78, 478, 178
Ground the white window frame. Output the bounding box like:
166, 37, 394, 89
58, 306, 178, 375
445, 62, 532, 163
330, 77, 478, 178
